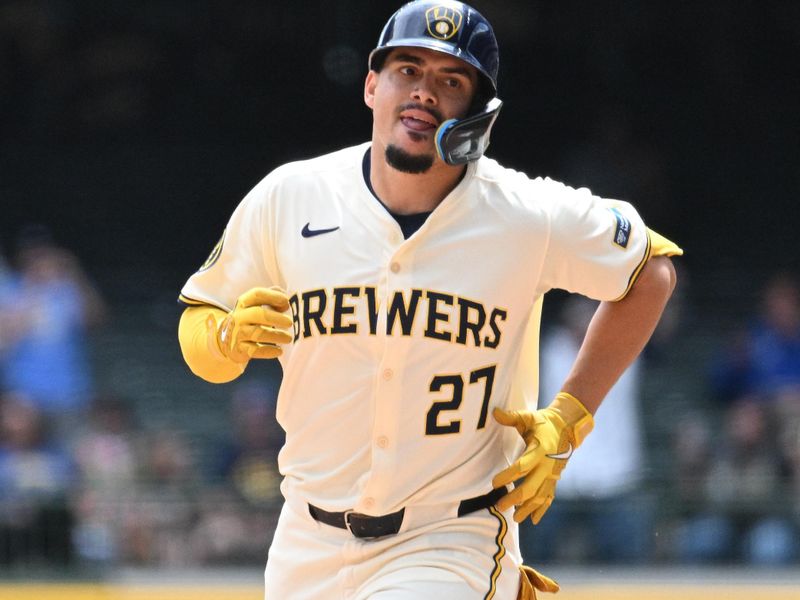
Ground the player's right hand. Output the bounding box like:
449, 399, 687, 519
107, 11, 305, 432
208, 287, 293, 364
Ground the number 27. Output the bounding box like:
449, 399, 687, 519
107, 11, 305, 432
425, 365, 496, 435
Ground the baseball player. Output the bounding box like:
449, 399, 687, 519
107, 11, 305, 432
178, 1, 681, 598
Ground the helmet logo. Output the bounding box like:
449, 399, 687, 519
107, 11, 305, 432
425, 6, 463, 40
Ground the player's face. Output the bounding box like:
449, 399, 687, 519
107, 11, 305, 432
365, 47, 478, 173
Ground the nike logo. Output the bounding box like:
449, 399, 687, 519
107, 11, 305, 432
546, 444, 574, 460
302, 223, 340, 238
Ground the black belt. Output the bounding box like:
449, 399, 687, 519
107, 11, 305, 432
308, 486, 507, 539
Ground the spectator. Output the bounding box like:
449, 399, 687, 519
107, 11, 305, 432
212, 379, 283, 511
0, 391, 75, 565
695, 271, 800, 564
668, 413, 723, 561
73, 393, 140, 491
186, 379, 284, 565
520, 295, 653, 564
707, 398, 797, 564
189, 486, 258, 565
711, 272, 800, 403
0, 225, 107, 436
777, 397, 800, 518
70, 393, 141, 564
673, 398, 797, 564
120, 429, 200, 566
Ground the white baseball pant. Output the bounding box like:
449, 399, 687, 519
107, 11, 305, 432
265, 498, 523, 599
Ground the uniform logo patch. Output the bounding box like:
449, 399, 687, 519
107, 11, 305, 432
301, 223, 340, 238
198, 229, 225, 272
425, 6, 463, 40
546, 443, 574, 460
609, 208, 631, 248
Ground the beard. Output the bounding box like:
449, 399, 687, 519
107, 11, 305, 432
385, 143, 435, 174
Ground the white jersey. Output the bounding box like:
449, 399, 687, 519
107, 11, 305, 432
180, 142, 652, 516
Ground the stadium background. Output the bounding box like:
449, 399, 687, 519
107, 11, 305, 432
1, 0, 798, 597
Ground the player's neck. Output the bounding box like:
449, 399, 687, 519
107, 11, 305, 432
369, 146, 467, 215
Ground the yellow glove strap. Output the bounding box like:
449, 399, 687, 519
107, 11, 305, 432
549, 392, 594, 448
178, 305, 246, 384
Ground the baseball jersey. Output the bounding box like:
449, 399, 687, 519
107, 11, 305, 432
179, 142, 653, 516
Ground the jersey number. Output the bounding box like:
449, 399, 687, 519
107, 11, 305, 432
425, 365, 496, 435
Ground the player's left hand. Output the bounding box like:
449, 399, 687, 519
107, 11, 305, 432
517, 565, 560, 599
491, 392, 594, 524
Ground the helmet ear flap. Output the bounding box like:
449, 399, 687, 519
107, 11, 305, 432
435, 98, 503, 165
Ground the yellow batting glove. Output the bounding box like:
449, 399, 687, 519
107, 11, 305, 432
208, 287, 294, 364
492, 392, 594, 524
517, 565, 560, 599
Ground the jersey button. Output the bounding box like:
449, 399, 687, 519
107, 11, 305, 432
376, 436, 389, 448
382, 368, 393, 381
390, 262, 401, 273
363, 497, 375, 509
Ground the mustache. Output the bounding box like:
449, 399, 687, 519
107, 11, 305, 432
397, 102, 444, 125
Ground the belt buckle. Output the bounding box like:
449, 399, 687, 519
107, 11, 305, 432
343, 509, 360, 537
344, 510, 379, 539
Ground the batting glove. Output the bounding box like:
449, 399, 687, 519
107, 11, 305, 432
207, 287, 293, 364
492, 392, 594, 524
517, 565, 560, 599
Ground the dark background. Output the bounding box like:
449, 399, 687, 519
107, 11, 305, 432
1, 0, 798, 308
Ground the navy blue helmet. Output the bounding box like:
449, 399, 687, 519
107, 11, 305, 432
369, 1, 503, 165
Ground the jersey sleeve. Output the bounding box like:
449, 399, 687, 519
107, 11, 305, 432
538, 181, 670, 301
179, 179, 278, 311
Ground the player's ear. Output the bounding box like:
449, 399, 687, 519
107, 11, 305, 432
364, 70, 377, 109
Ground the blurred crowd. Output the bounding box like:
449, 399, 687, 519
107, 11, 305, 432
1, 226, 798, 570
0, 228, 283, 568
669, 273, 800, 565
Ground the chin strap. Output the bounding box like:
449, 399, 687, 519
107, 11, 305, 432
435, 98, 503, 165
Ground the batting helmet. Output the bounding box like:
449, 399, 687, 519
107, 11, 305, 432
369, 1, 503, 165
